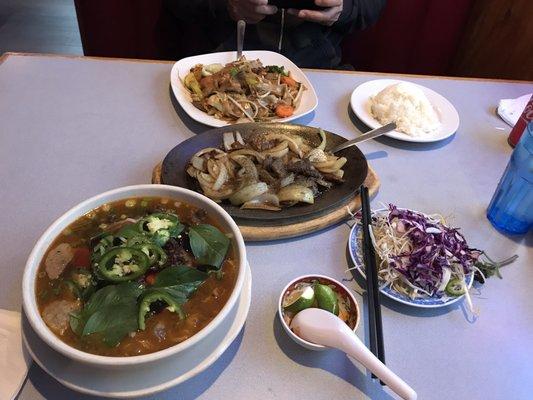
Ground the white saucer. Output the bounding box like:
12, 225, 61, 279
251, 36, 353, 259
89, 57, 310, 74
22, 263, 252, 398
350, 79, 460, 143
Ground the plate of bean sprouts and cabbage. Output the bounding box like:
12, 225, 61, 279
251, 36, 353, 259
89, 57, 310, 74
348, 205, 518, 310
170, 51, 318, 127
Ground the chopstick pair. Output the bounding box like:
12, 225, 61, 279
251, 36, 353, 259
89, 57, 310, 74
360, 185, 386, 384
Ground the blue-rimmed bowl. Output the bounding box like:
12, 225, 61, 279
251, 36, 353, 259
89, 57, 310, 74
348, 210, 474, 308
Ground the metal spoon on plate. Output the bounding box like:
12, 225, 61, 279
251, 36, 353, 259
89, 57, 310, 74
290, 308, 417, 400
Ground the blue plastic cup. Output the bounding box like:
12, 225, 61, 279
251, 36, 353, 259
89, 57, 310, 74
487, 121, 533, 234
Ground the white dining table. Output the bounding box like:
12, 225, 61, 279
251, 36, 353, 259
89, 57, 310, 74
1, 53, 532, 400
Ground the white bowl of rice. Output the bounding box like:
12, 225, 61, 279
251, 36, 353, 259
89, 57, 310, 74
350, 79, 460, 143
370, 82, 441, 137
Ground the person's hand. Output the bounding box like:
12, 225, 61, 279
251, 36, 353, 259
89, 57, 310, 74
227, 0, 278, 24
287, 0, 343, 26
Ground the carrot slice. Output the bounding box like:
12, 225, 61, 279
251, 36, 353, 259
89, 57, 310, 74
280, 75, 297, 87
275, 104, 295, 118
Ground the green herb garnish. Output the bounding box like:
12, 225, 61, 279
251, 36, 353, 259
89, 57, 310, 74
69, 265, 209, 345
266, 65, 287, 75
65, 212, 229, 348
153, 265, 208, 288
69, 282, 142, 347
189, 224, 230, 269
474, 252, 518, 282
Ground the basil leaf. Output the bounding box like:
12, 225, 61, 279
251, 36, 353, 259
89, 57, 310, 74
188, 225, 230, 269
84, 282, 142, 315
169, 223, 185, 238
154, 265, 207, 287
69, 311, 84, 336
71, 282, 143, 346
151, 265, 207, 303
164, 282, 203, 300
82, 302, 139, 346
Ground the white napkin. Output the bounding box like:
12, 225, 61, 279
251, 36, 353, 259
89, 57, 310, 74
497, 93, 532, 127
0, 310, 31, 400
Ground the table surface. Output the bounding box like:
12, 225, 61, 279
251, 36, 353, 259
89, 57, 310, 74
1, 53, 532, 400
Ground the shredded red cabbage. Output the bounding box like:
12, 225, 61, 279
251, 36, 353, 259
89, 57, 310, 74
384, 205, 481, 295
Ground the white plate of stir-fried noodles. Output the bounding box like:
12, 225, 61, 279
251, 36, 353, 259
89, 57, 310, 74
171, 51, 318, 127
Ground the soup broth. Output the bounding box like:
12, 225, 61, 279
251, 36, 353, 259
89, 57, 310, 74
35, 197, 237, 356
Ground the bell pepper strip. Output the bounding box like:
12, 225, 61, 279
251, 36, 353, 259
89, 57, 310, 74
138, 290, 184, 330
73, 248, 91, 269
184, 73, 203, 98
145, 273, 157, 286
96, 247, 150, 282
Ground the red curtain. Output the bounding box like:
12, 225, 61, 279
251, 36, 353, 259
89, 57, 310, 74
342, 0, 474, 75
75, 0, 474, 75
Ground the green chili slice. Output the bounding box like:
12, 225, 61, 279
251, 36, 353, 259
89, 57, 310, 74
137, 213, 178, 234
136, 213, 183, 246
445, 278, 466, 296
92, 235, 115, 261
116, 224, 142, 241
138, 291, 184, 330
97, 247, 150, 282
126, 235, 152, 245
132, 242, 168, 267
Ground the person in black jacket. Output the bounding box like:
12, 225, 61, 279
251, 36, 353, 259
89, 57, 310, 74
161, 0, 386, 69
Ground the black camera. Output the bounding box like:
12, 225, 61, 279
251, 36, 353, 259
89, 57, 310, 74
269, 0, 325, 11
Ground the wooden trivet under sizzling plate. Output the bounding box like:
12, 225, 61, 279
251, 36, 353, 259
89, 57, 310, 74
152, 162, 379, 241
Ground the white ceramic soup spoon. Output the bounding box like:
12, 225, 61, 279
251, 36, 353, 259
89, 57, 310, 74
290, 308, 417, 400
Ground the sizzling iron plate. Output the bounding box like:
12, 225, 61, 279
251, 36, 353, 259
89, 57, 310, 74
161, 123, 368, 224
